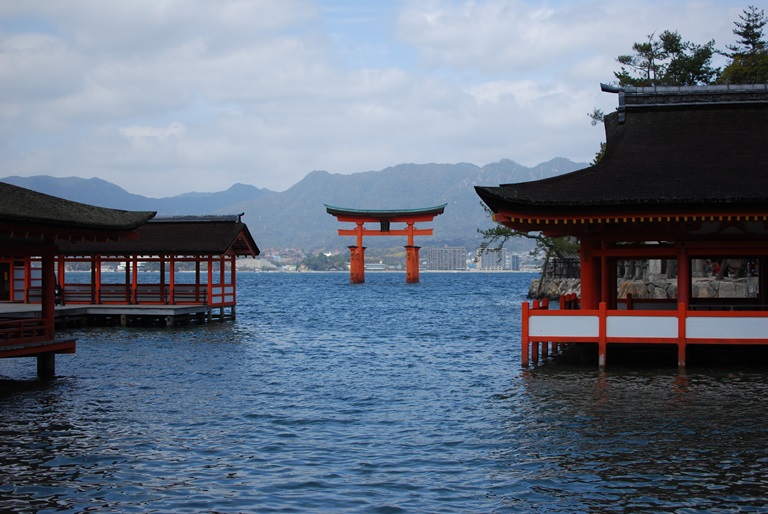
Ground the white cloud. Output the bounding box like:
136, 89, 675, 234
120, 122, 186, 141
0, 0, 751, 197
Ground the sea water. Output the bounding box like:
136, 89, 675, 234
1, 272, 768, 513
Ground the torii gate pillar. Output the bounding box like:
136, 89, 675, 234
405, 245, 421, 284
326, 204, 446, 284
348, 245, 366, 284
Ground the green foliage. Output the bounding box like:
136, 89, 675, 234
300, 252, 348, 271
614, 30, 718, 86
591, 142, 606, 166
587, 109, 606, 166
725, 5, 767, 57
477, 204, 579, 262
718, 6, 768, 84
588, 108, 604, 126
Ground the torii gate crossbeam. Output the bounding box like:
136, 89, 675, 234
325, 204, 446, 283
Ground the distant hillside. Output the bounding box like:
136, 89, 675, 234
2, 158, 585, 251
0, 175, 269, 215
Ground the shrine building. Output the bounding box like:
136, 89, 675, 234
53, 214, 259, 324
476, 84, 768, 368
1, 182, 155, 377
2, 181, 262, 377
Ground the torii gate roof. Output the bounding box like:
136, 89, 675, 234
325, 204, 446, 221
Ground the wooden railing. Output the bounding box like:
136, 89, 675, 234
60, 283, 210, 305
172, 285, 208, 305
0, 317, 48, 347
522, 294, 768, 368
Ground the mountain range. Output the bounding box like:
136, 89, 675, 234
2, 158, 585, 252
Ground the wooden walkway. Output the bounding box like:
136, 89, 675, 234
0, 302, 221, 327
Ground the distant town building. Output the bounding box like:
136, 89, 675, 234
427, 246, 467, 271
477, 248, 519, 270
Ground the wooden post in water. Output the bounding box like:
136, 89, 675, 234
37, 352, 55, 379
598, 302, 608, 368
521, 301, 530, 367
405, 245, 420, 284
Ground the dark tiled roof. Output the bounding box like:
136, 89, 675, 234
325, 204, 446, 219
58, 217, 260, 257
476, 85, 768, 216
0, 181, 155, 230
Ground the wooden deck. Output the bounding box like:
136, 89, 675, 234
0, 302, 224, 328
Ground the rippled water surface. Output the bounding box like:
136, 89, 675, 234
2, 272, 768, 513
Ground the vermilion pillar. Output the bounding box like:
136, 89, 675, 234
348, 245, 366, 283
677, 246, 690, 309
405, 245, 420, 283
580, 239, 599, 309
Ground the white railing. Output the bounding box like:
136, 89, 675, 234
523, 298, 768, 368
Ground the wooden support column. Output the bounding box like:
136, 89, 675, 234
580, 239, 599, 309
676, 247, 690, 369
195, 259, 202, 303
677, 246, 691, 309
405, 245, 421, 284
57, 256, 66, 291
348, 245, 365, 284
230, 255, 237, 320
760, 256, 768, 305
124, 258, 131, 303
598, 301, 608, 369
521, 301, 530, 367
207, 255, 214, 306
23, 258, 31, 303
348, 220, 366, 284
41, 252, 55, 339
39, 251, 57, 379
95, 255, 102, 304
169, 256, 175, 304
677, 302, 687, 368
37, 353, 56, 379
607, 257, 618, 310
131, 256, 139, 304
160, 257, 166, 303
600, 243, 611, 308
219, 255, 226, 292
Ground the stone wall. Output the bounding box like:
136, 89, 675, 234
529, 276, 759, 300
528, 277, 580, 299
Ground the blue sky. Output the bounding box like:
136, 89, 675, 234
0, 0, 747, 197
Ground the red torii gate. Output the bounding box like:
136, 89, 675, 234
325, 204, 446, 283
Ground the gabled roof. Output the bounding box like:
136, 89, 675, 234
58, 215, 260, 257
0, 181, 156, 242
476, 84, 768, 218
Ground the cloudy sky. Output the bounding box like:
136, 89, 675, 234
0, 0, 747, 197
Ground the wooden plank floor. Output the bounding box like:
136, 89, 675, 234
0, 302, 216, 326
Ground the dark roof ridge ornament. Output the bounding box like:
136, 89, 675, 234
151, 214, 244, 223
601, 83, 626, 124
601, 83, 768, 124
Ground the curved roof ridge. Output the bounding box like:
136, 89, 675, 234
324, 204, 447, 217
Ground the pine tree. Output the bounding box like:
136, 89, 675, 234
718, 6, 768, 84
725, 5, 767, 58
614, 30, 718, 87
